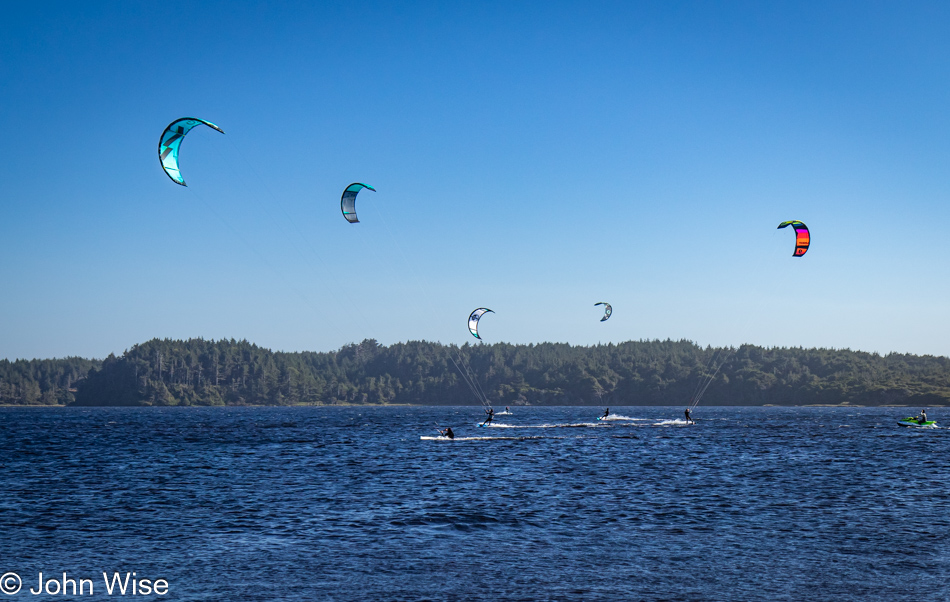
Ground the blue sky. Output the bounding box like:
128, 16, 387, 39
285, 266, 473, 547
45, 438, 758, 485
2, 1, 950, 360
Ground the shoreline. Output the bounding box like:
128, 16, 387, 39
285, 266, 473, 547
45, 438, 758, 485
0, 403, 940, 409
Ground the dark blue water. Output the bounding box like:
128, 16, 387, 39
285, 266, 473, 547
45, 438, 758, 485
1, 406, 948, 601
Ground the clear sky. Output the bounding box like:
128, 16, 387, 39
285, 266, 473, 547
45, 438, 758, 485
2, 0, 950, 360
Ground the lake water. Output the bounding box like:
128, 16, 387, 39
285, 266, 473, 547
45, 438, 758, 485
1, 405, 948, 601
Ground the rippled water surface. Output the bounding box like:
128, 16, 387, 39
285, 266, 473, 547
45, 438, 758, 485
2, 406, 949, 601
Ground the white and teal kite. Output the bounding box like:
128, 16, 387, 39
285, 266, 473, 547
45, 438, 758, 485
340, 183, 376, 223
158, 118, 225, 186
468, 308, 494, 339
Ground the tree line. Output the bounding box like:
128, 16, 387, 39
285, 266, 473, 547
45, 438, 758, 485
0, 357, 100, 405
3, 337, 950, 407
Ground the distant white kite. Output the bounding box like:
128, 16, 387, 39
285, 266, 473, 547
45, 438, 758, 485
468, 308, 494, 339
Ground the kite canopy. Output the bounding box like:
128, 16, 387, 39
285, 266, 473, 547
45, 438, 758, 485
595, 302, 612, 322
468, 308, 493, 339
777, 220, 810, 257
341, 183, 376, 223
158, 118, 225, 186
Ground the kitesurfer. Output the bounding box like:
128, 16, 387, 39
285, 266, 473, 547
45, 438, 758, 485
602, 408, 609, 419
505, 406, 510, 414
919, 409, 928, 425
439, 427, 455, 439
685, 407, 694, 425
483, 407, 494, 426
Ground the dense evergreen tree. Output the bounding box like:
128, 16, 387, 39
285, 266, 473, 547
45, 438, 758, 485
6, 338, 950, 407
57, 338, 950, 406
0, 357, 100, 405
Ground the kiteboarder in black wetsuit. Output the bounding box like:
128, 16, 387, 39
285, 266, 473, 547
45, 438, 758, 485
685, 407, 694, 425
439, 427, 455, 439
483, 407, 494, 426
602, 408, 609, 419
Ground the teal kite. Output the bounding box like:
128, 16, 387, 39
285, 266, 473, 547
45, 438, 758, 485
341, 183, 376, 223
158, 118, 225, 186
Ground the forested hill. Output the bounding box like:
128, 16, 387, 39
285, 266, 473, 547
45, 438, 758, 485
0, 357, 101, 405
3, 338, 950, 407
